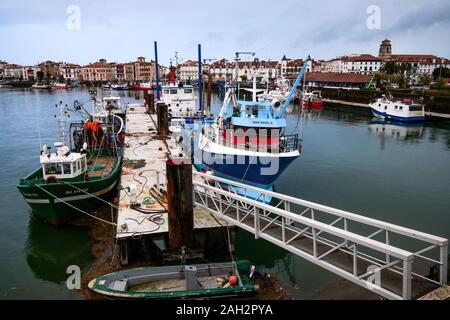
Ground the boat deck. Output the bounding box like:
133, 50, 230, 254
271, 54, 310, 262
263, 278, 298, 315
116, 104, 231, 240
129, 275, 227, 292
88, 156, 117, 178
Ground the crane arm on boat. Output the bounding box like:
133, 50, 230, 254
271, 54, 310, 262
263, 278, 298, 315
279, 57, 310, 118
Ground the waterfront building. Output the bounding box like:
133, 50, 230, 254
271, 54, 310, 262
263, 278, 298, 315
342, 54, 382, 75
178, 60, 199, 83
318, 54, 381, 75
289, 72, 371, 89
3, 64, 24, 79
133, 57, 159, 82
208, 59, 234, 82
233, 58, 281, 83
81, 59, 116, 82
280, 55, 313, 77
37, 61, 61, 80
0, 60, 7, 79
115, 63, 134, 82
22, 66, 40, 81
378, 39, 450, 84
59, 63, 82, 81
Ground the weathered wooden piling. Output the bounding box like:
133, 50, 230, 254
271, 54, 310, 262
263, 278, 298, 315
148, 93, 156, 114
156, 102, 169, 139
143, 90, 149, 111
166, 159, 194, 249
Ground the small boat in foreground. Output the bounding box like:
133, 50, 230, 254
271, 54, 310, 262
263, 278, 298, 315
88, 260, 257, 299
370, 96, 425, 122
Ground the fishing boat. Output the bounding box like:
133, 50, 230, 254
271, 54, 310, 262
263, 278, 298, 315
369, 96, 425, 122
130, 82, 154, 91
302, 90, 324, 109
111, 84, 129, 91
31, 83, 51, 90
258, 76, 291, 103
17, 100, 122, 225
161, 64, 200, 122
88, 260, 257, 299
180, 57, 309, 199
51, 82, 68, 90
103, 83, 129, 91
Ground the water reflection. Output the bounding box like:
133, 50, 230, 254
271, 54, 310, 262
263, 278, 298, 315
368, 118, 424, 150
25, 217, 93, 284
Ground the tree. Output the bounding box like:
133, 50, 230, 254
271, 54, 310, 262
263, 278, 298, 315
435, 77, 447, 89
432, 67, 450, 80
381, 61, 399, 75
418, 74, 432, 86
37, 71, 44, 81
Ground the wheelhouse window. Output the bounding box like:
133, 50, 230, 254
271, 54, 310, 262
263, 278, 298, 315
409, 105, 423, 112
163, 90, 169, 94
62, 163, 72, 175
45, 163, 62, 175
81, 158, 86, 172
184, 89, 193, 94
170, 89, 178, 94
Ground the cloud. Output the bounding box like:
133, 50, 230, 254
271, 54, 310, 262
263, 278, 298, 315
0, 0, 448, 65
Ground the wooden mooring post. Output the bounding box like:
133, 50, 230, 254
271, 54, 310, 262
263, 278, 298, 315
156, 102, 169, 140
148, 93, 155, 114
166, 159, 194, 249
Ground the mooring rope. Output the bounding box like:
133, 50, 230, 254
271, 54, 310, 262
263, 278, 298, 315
34, 184, 117, 226
61, 181, 120, 210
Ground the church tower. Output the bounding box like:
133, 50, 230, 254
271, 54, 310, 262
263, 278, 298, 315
379, 38, 392, 60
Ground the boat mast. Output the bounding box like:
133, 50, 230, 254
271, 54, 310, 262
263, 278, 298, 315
279, 55, 311, 118
56, 101, 69, 145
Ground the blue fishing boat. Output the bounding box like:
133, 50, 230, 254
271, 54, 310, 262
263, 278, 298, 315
180, 56, 310, 201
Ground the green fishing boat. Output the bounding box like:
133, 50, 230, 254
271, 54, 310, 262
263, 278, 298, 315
17, 99, 123, 225
88, 260, 258, 299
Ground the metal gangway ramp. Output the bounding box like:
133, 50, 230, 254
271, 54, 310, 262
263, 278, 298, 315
192, 172, 448, 300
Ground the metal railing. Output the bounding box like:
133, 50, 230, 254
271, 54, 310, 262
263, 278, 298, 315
191, 171, 448, 300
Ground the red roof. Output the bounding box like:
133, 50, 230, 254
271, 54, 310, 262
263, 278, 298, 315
389, 55, 450, 64
288, 72, 371, 84
347, 54, 381, 62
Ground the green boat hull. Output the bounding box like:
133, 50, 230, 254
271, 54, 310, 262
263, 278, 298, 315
88, 260, 258, 299
17, 156, 122, 225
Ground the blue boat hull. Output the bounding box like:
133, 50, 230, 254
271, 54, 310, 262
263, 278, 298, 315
371, 108, 425, 122
195, 150, 299, 189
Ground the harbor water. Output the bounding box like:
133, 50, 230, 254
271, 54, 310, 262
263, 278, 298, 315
0, 88, 449, 299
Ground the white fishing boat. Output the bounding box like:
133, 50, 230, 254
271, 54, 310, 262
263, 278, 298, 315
32, 83, 51, 90
370, 96, 425, 122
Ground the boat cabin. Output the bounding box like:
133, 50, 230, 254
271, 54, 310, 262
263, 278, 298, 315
40, 144, 87, 181
103, 97, 121, 111
161, 85, 197, 117
222, 101, 291, 152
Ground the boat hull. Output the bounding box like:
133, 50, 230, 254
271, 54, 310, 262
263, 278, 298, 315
17, 157, 122, 225
371, 107, 425, 122
88, 260, 257, 299
196, 150, 299, 189
303, 101, 324, 108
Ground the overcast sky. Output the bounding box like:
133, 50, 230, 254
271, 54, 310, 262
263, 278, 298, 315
1, 0, 449, 66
